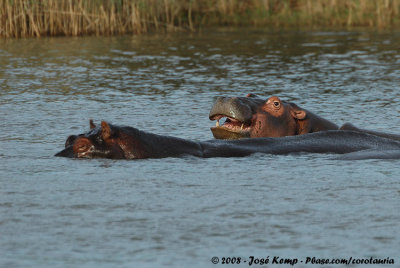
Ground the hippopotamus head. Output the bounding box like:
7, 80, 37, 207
209, 94, 338, 139
55, 120, 147, 159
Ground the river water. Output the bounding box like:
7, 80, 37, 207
1, 29, 399, 267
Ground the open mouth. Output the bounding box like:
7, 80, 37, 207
210, 115, 251, 139
212, 115, 251, 131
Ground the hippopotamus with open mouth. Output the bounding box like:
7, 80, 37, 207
55, 120, 400, 160
209, 94, 338, 139
209, 94, 400, 143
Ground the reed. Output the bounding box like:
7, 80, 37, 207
1, 0, 399, 38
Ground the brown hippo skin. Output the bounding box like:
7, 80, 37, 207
209, 94, 338, 139
55, 120, 400, 160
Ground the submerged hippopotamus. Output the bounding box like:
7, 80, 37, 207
209, 94, 338, 139
55, 120, 400, 160
339, 123, 400, 142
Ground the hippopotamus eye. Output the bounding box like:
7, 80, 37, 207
273, 101, 280, 108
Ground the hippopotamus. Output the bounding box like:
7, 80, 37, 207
209, 94, 338, 139
55, 120, 400, 160
209, 94, 400, 142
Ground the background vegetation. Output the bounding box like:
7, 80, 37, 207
1, 0, 399, 38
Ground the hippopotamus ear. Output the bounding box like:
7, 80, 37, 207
90, 119, 96, 129
290, 105, 307, 120
101, 121, 112, 140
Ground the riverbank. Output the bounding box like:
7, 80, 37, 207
1, 0, 399, 38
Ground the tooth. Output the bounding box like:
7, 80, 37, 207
241, 123, 244, 130
216, 120, 220, 127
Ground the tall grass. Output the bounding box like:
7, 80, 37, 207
1, 0, 399, 38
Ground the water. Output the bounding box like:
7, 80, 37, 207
1, 29, 400, 267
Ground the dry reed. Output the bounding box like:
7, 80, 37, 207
1, 0, 399, 38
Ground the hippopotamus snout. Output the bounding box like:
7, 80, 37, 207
55, 145, 74, 158
209, 96, 267, 139
209, 96, 261, 123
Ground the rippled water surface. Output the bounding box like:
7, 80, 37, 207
1, 29, 400, 267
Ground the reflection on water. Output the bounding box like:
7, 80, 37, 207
1, 29, 400, 267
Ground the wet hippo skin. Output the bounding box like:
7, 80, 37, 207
55, 120, 400, 160
340, 123, 400, 142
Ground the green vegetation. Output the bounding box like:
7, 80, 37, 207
1, 0, 399, 38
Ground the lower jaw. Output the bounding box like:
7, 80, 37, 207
210, 127, 250, 140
